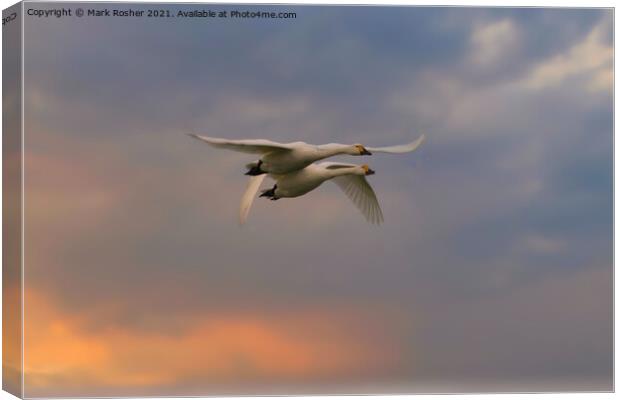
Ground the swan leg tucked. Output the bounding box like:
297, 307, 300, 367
260, 185, 280, 200
245, 160, 265, 176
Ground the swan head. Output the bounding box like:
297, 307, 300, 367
362, 164, 375, 175
354, 144, 372, 156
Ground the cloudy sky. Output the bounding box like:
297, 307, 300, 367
15, 4, 613, 397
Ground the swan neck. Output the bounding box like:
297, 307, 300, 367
326, 167, 359, 178
317, 145, 350, 159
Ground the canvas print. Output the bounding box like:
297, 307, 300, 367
2, 2, 614, 398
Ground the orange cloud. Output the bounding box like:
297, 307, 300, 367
3, 285, 22, 396
23, 288, 406, 397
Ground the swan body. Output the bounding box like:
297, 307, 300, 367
188, 133, 425, 175
254, 162, 384, 225
263, 163, 367, 198
258, 143, 356, 174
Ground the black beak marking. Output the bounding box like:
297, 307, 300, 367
362, 149, 372, 155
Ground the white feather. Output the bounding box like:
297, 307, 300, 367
239, 174, 266, 225
332, 175, 384, 225
188, 134, 295, 154
366, 134, 426, 154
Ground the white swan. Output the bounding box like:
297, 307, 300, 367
240, 163, 383, 225
188, 133, 425, 175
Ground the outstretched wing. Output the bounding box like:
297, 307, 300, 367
188, 134, 295, 155
332, 175, 384, 225
366, 134, 426, 154
239, 174, 266, 225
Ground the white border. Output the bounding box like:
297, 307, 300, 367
0, 2, 616, 400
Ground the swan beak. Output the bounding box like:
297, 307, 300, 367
366, 168, 375, 175
361, 148, 372, 155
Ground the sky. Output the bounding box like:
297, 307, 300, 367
13, 3, 613, 397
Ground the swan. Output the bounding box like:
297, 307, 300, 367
240, 163, 383, 225
188, 133, 425, 175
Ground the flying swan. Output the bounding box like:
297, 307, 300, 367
240, 162, 384, 225
188, 133, 425, 175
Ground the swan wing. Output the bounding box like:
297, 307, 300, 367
332, 175, 384, 225
188, 134, 295, 154
366, 134, 426, 154
239, 174, 266, 225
